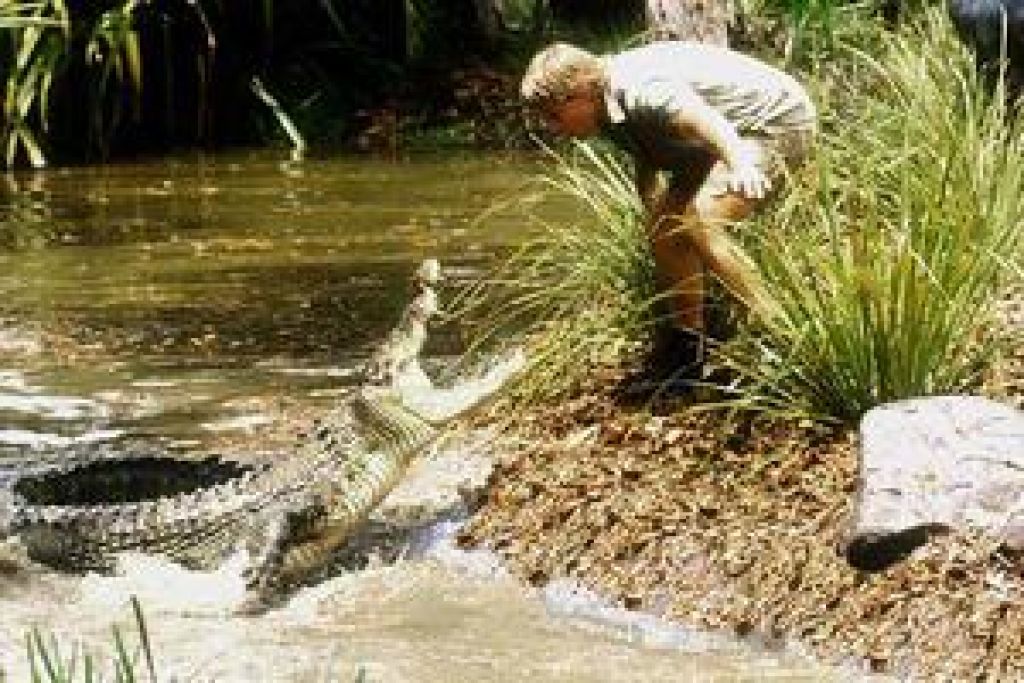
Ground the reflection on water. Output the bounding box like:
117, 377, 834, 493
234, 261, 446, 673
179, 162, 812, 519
0, 151, 832, 681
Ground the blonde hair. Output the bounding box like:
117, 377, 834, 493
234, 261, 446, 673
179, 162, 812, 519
520, 43, 606, 106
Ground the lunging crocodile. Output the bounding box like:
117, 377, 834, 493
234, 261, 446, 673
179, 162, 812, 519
0, 259, 519, 611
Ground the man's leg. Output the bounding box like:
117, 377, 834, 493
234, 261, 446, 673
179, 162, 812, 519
680, 133, 813, 323
646, 156, 715, 335
639, 189, 708, 387
685, 185, 779, 322
651, 207, 706, 333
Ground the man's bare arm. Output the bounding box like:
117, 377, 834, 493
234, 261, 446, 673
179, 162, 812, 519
664, 91, 770, 198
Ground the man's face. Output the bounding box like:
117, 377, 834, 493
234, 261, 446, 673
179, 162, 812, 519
542, 90, 602, 138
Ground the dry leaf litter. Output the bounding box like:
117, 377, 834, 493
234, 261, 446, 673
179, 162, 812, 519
458, 365, 1024, 680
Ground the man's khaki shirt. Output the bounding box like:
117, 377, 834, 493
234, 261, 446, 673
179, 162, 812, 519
602, 41, 816, 171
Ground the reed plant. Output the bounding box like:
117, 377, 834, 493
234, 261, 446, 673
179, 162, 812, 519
719, 8, 1024, 421
2, 596, 157, 683
456, 140, 663, 403
0, 0, 144, 167
0, 0, 69, 167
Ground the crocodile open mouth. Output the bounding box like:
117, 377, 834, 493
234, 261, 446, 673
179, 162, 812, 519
13, 457, 256, 506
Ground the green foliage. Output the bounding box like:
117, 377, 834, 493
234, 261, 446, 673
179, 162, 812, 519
16, 596, 156, 683
0, 0, 163, 165
0, 1, 59, 29
0, 0, 68, 167
84, 1, 142, 149
771, 0, 844, 60
738, 0, 899, 66
719, 8, 1024, 421
0, 0, 512, 163
457, 140, 660, 403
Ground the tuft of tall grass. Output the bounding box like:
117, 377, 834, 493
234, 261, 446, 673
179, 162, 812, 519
736, 0, 894, 67
10, 596, 157, 683
455, 140, 663, 403
719, 8, 1024, 421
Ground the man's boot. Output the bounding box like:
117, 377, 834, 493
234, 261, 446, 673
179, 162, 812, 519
616, 327, 705, 399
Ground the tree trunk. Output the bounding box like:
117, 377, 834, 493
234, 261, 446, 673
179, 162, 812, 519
644, 0, 732, 46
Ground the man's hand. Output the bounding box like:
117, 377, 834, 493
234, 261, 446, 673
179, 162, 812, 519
727, 161, 771, 199
726, 145, 771, 199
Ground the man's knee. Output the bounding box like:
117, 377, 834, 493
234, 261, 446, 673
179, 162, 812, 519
693, 188, 760, 226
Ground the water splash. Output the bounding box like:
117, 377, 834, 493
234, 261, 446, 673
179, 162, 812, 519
80, 551, 250, 616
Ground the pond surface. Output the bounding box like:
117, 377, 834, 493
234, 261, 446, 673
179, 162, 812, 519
0, 150, 557, 450
0, 150, 832, 681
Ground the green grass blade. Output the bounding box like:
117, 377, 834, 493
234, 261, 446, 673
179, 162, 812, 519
130, 596, 156, 683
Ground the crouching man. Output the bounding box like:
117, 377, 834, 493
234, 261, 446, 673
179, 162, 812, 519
521, 41, 816, 376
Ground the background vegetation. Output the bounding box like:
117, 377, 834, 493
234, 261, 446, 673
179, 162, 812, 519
0, 0, 661, 165
0, 0, 514, 165
0, 0, 930, 166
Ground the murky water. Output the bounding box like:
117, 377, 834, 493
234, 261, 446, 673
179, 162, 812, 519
0, 150, 558, 449
0, 151, 832, 681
